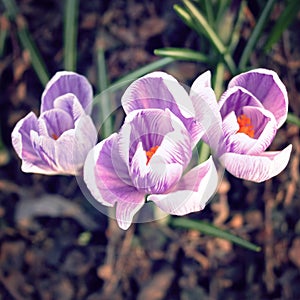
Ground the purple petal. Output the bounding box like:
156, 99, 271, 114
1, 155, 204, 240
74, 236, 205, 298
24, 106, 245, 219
30, 132, 58, 172
220, 144, 292, 182
122, 72, 194, 117
41, 71, 93, 115
11, 112, 38, 159
11, 112, 56, 174
130, 142, 183, 193
121, 72, 200, 146
114, 195, 146, 230
38, 109, 74, 139
53, 93, 85, 121
224, 107, 277, 155
84, 135, 145, 229
222, 111, 239, 137
148, 156, 218, 215
190, 70, 212, 89
190, 73, 223, 151
114, 109, 192, 193
54, 115, 97, 174
228, 68, 288, 128
117, 109, 192, 168
219, 86, 264, 119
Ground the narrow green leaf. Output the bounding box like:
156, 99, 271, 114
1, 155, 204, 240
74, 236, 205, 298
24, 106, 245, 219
154, 47, 209, 62
112, 57, 174, 88
204, 0, 214, 26
183, 0, 225, 53
97, 47, 109, 92
287, 113, 300, 127
212, 61, 225, 99
264, 0, 300, 52
170, 217, 261, 252
227, 0, 247, 54
215, 0, 231, 26
96, 46, 113, 138
173, 4, 196, 31
238, 0, 276, 70
17, 17, 50, 86
1, 0, 18, 18
1, 0, 50, 86
64, 0, 79, 71
0, 15, 9, 57
198, 141, 211, 163
182, 0, 236, 74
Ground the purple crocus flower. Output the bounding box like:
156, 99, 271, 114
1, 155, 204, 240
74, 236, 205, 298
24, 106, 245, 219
84, 72, 220, 230
12, 71, 97, 175
213, 68, 292, 182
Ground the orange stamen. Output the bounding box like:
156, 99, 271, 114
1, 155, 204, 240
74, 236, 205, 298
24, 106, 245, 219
52, 133, 59, 140
146, 145, 159, 165
237, 114, 255, 138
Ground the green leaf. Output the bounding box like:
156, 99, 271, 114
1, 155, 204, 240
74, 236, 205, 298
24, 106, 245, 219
238, 0, 276, 70
204, 0, 214, 26
111, 57, 174, 89
154, 47, 209, 62
264, 0, 300, 52
182, 0, 236, 74
96, 46, 113, 138
170, 217, 261, 252
287, 113, 300, 127
16, 17, 50, 86
227, 0, 247, 54
1, 0, 18, 18
173, 4, 196, 30
0, 15, 9, 58
64, 0, 79, 71
1, 0, 50, 86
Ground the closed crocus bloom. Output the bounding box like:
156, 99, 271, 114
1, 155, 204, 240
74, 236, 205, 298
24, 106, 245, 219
215, 68, 292, 182
12, 71, 97, 175
84, 109, 218, 230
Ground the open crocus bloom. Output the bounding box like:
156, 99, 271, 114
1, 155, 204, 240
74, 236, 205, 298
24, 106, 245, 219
84, 108, 219, 230
121, 71, 221, 148
12, 71, 97, 175
216, 68, 292, 182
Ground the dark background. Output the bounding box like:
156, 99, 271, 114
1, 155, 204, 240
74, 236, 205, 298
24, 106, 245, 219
0, 0, 300, 299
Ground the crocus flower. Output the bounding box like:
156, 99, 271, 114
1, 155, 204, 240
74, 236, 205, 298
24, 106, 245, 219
121, 71, 221, 148
214, 68, 292, 182
84, 73, 220, 230
12, 71, 97, 175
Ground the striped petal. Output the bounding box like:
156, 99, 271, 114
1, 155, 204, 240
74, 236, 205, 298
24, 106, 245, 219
220, 145, 292, 182
228, 68, 288, 128
148, 156, 218, 215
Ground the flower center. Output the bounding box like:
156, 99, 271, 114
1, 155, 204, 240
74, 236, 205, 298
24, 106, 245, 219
51, 133, 59, 140
237, 114, 255, 138
146, 145, 159, 165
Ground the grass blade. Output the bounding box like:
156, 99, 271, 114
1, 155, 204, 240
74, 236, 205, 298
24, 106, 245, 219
204, 0, 214, 26
0, 15, 9, 57
1, 0, 18, 18
173, 4, 197, 31
16, 16, 50, 86
182, 0, 236, 74
1, 0, 50, 86
96, 44, 113, 138
238, 0, 276, 70
264, 0, 300, 52
112, 57, 174, 87
170, 217, 261, 252
227, 0, 246, 54
64, 0, 79, 71
286, 113, 300, 127
154, 47, 209, 62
